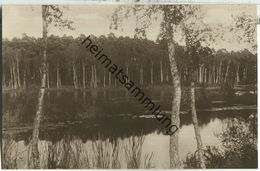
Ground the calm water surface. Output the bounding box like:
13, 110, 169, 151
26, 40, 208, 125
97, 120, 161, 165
3, 87, 256, 168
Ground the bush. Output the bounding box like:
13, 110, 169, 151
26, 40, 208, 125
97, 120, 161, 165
184, 115, 257, 168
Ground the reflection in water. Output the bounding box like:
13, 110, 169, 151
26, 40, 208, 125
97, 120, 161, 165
2, 116, 254, 169
2, 88, 257, 169
124, 136, 154, 168
2, 134, 155, 169
2, 136, 19, 169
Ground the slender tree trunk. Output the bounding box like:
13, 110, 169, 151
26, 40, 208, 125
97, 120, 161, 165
103, 70, 106, 88
166, 71, 169, 82
203, 67, 206, 83
225, 60, 231, 83
204, 67, 206, 83
23, 70, 26, 88
236, 65, 240, 83
150, 61, 154, 85
206, 68, 208, 83
208, 67, 211, 84
164, 7, 182, 169
91, 65, 94, 88
242, 67, 246, 81
91, 65, 97, 89
59, 72, 61, 87
216, 63, 219, 83
185, 67, 188, 82
108, 71, 111, 87
219, 61, 223, 83
168, 39, 182, 169
140, 65, 143, 85
190, 81, 206, 169
94, 64, 97, 88
73, 61, 76, 88
245, 65, 248, 83
207, 67, 210, 84
12, 60, 18, 89
83, 62, 86, 88
160, 60, 163, 83
9, 64, 14, 89
56, 63, 60, 88
30, 5, 48, 169
47, 63, 50, 88
15, 54, 21, 88
212, 64, 215, 84
201, 66, 204, 83
126, 63, 129, 83
197, 67, 199, 83
2, 71, 5, 89
72, 60, 78, 88
76, 64, 78, 87
140, 66, 142, 84
84, 66, 87, 86
56, 63, 58, 88
215, 65, 218, 84
199, 65, 202, 83
212, 67, 214, 84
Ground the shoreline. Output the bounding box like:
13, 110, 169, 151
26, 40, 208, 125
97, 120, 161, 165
2, 84, 257, 93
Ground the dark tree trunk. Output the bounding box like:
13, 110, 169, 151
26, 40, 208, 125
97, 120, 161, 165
236, 64, 240, 83
9, 64, 14, 89
47, 63, 50, 88
150, 61, 154, 85
15, 53, 21, 88
103, 70, 106, 88
56, 63, 60, 88
140, 64, 143, 85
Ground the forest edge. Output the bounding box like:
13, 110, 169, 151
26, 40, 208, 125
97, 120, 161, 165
81, 35, 179, 135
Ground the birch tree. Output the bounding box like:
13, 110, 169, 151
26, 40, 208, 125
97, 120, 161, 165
30, 5, 73, 169
111, 4, 198, 168
180, 6, 218, 168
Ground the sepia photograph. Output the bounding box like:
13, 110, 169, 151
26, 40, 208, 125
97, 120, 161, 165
2, 2, 258, 169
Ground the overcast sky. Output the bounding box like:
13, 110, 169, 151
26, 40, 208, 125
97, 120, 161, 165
3, 4, 256, 52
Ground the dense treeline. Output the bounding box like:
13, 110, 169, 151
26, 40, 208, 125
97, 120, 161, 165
3, 33, 256, 89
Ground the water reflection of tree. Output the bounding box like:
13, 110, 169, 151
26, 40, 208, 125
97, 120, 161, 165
4, 88, 256, 125
2, 136, 18, 169
3, 87, 257, 169
91, 88, 98, 105
124, 136, 154, 169
2, 134, 154, 169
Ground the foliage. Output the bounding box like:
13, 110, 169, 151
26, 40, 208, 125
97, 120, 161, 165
231, 13, 257, 49
184, 115, 257, 168
2, 35, 256, 89
45, 5, 74, 31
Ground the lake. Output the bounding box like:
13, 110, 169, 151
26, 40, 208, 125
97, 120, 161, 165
2, 87, 257, 169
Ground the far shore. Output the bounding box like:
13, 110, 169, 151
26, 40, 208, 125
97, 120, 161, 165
2, 84, 257, 93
